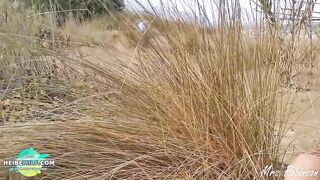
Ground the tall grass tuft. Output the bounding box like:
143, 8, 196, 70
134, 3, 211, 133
1, 0, 316, 179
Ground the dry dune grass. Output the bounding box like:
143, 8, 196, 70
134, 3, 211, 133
2, 19, 286, 180
0, 0, 319, 179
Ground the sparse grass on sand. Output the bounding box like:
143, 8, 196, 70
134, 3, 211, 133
0, 0, 317, 179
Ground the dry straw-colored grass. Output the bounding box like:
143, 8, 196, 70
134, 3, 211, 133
0, 0, 317, 179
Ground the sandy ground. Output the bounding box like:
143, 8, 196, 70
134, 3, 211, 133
282, 91, 320, 162
281, 54, 320, 163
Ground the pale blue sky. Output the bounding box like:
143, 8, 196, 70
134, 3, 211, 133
124, 0, 320, 25
125, 0, 253, 23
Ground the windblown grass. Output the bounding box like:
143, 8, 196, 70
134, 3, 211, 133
0, 0, 317, 179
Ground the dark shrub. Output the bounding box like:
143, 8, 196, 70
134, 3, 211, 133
23, 0, 125, 25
